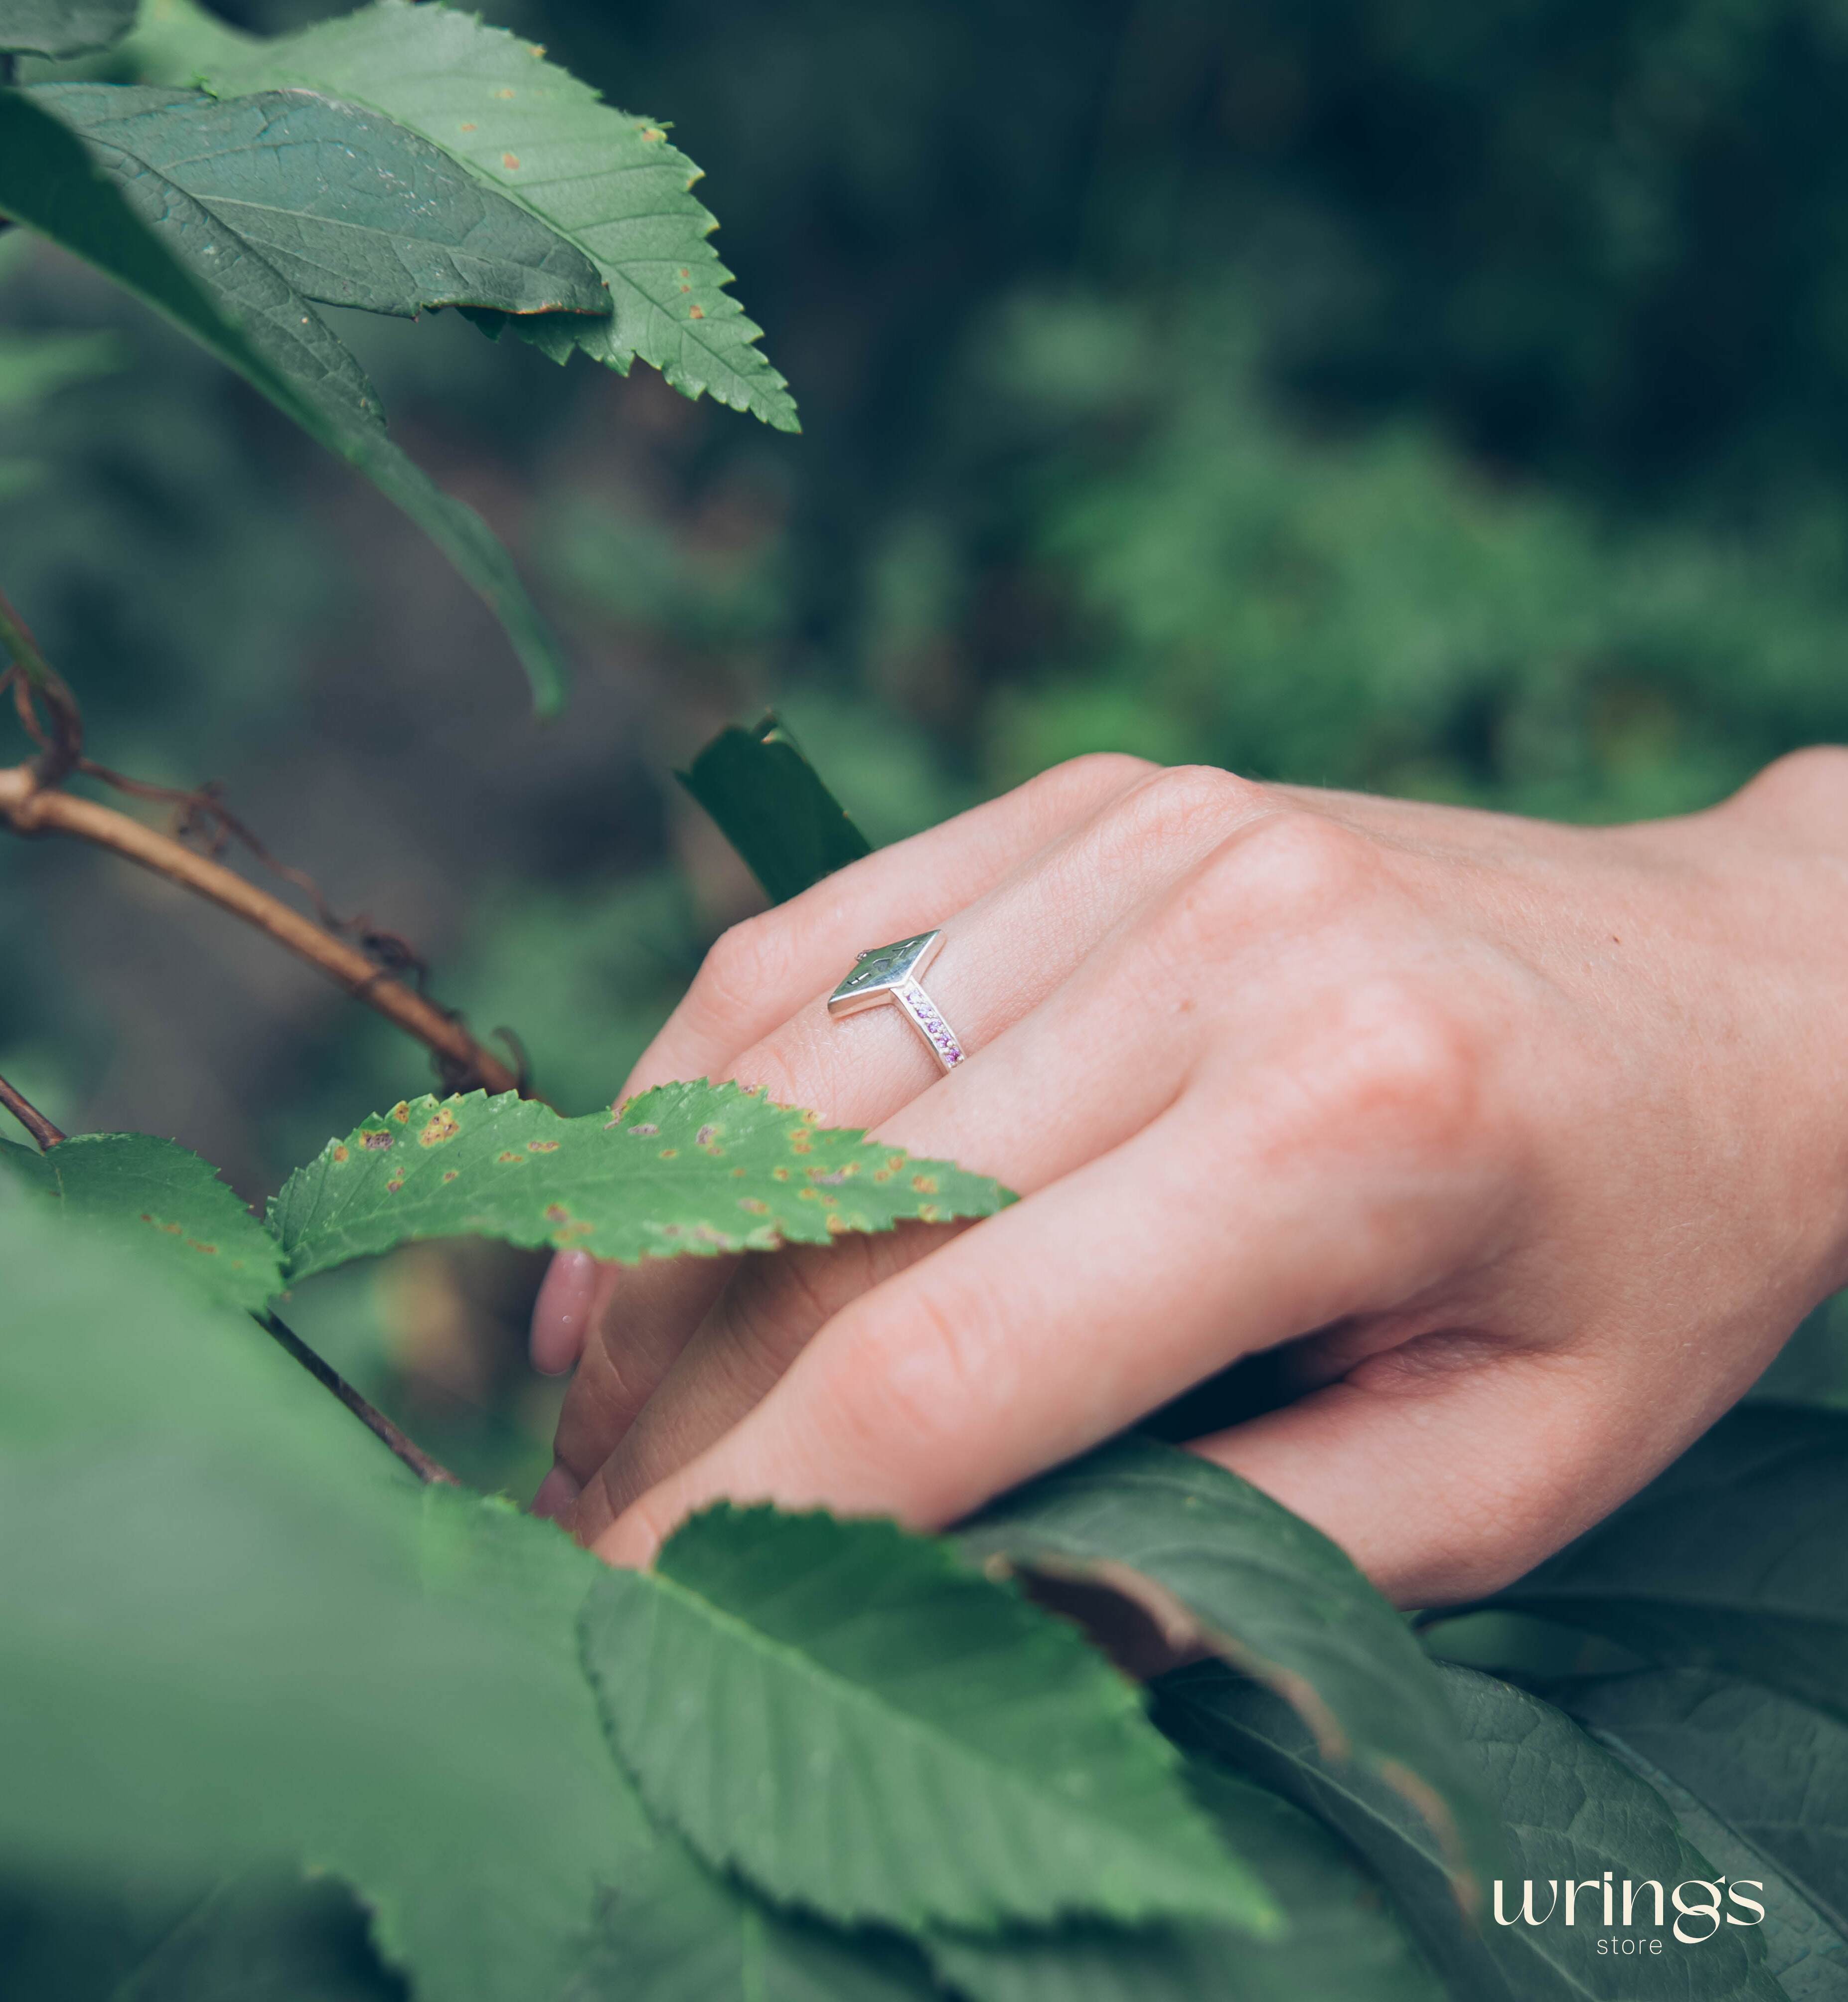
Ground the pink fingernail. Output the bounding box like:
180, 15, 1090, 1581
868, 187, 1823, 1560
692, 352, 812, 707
530, 1250, 598, 1376
531, 1463, 583, 1520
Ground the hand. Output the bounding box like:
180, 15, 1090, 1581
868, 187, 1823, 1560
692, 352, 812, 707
529, 750, 1848, 1605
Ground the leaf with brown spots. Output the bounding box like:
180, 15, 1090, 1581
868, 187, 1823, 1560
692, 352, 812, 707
270, 1080, 1011, 1284
0, 1131, 282, 1311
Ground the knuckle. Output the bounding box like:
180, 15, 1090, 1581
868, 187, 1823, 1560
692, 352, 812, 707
1223, 808, 1373, 913
1304, 978, 1488, 1155
689, 914, 793, 1038
1040, 750, 1160, 801
1111, 763, 1261, 851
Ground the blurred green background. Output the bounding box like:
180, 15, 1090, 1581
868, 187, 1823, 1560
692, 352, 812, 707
6, 0, 1848, 1486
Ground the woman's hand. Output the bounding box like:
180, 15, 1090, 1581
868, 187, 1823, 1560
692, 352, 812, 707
528, 750, 1848, 1606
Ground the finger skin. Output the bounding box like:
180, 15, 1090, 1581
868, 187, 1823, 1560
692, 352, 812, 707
591, 1006, 1513, 1568
527, 753, 1153, 1380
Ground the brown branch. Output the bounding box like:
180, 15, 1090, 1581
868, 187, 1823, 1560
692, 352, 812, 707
0, 1069, 65, 1150
258, 1311, 459, 1486
0, 765, 519, 1095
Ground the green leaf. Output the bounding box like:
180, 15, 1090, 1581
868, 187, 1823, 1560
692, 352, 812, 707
1481, 1406, 1848, 1727
30, 82, 609, 320
270, 1080, 1011, 1284
0, 1195, 657, 2002
565, 1832, 940, 2002
0, 82, 570, 710
580, 1503, 1280, 1937
1549, 1669, 1848, 1941
189, 0, 800, 431
925, 1756, 1444, 2002
0, 1871, 403, 2002
1158, 1661, 1785, 2002
0, 327, 124, 410
1555, 1677, 1848, 2002
679, 714, 875, 905
0, 0, 134, 57
958, 1435, 1508, 1909
0, 1130, 282, 1310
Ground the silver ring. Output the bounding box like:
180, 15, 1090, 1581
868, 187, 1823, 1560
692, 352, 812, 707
827, 928, 966, 1071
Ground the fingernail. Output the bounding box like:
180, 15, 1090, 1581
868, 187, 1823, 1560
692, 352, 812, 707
530, 1250, 598, 1376
530, 1463, 582, 1521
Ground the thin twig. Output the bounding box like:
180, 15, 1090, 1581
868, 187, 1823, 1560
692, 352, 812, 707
258, 1311, 460, 1486
0, 766, 519, 1094
0, 1069, 65, 1150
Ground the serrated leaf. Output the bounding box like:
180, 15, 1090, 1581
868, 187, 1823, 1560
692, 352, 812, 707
0, 82, 570, 709
925, 1755, 1443, 2002
581, 1504, 1279, 1937
0, 1131, 282, 1310
1550, 1669, 1848, 1941
679, 714, 874, 906
565, 1831, 939, 2002
1158, 1661, 1785, 2002
189, 0, 799, 430
1556, 1677, 1848, 2002
0, 1198, 657, 2002
0, 0, 133, 56
958, 1435, 1508, 1910
270, 1080, 1011, 1284
31, 82, 609, 320
1481, 1405, 1848, 1727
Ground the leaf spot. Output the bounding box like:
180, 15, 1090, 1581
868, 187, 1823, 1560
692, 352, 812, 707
696, 1124, 719, 1148
460, 122, 477, 132
442, 1169, 459, 1183
739, 1197, 770, 1214
361, 1131, 393, 1152
502, 152, 521, 170
386, 1178, 404, 1194
390, 1103, 410, 1125
497, 1151, 524, 1165
689, 305, 705, 319
545, 1204, 571, 1225
332, 1144, 350, 1164
630, 1122, 659, 1138
641, 126, 665, 141
495, 87, 516, 99
912, 1173, 938, 1194
659, 1147, 678, 1159
527, 1140, 559, 1154
419, 1108, 462, 1148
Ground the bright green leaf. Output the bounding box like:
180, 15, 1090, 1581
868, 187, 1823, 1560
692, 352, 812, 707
188, 0, 799, 431
564, 1831, 940, 2002
958, 1435, 1508, 1909
1158, 1661, 1785, 2002
1483, 1406, 1848, 1727
0, 0, 134, 57
925, 1756, 1443, 2002
0, 83, 570, 709
29, 82, 610, 320
0, 1131, 282, 1310
270, 1080, 1012, 1284
679, 714, 874, 906
581, 1504, 1280, 1937
0, 1196, 657, 2002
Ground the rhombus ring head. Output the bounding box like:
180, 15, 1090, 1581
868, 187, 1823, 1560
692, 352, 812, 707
827, 929, 966, 1070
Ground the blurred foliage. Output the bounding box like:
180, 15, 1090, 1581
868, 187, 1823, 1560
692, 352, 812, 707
10, 0, 1848, 1477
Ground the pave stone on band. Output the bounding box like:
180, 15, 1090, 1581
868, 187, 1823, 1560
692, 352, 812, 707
826, 928, 966, 1070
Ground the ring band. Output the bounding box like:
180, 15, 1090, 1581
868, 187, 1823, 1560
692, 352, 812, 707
827, 928, 966, 1071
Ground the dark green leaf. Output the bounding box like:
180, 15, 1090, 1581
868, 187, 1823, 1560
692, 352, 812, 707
958, 1435, 1508, 1908
1549, 1669, 1848, 1940
679, 714, 875, 905
0, 83, 569, 709
1556, 1679, 1848, 2002
565, 1832, 939, 2002
30, 82, 608, 320
0, 1195, 656, 2002
0, 0, 134, 57
925, 1755, 1443, 2002
0, 326, 124, 410
581, 1503, 1280, 1936
1157, 1661, 1785, 2001
188, 0, 800, 430
1482, 1406, 1848, 1727
0, 1130, 282, 1310
0, 1871, 404, 2002
270, 1080, 1011, 1284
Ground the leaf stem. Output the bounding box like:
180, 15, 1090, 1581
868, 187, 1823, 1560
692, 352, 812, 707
0, 766, 520, 1093
0, 1068, 65, 1150
257, 1310, 459, 1486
